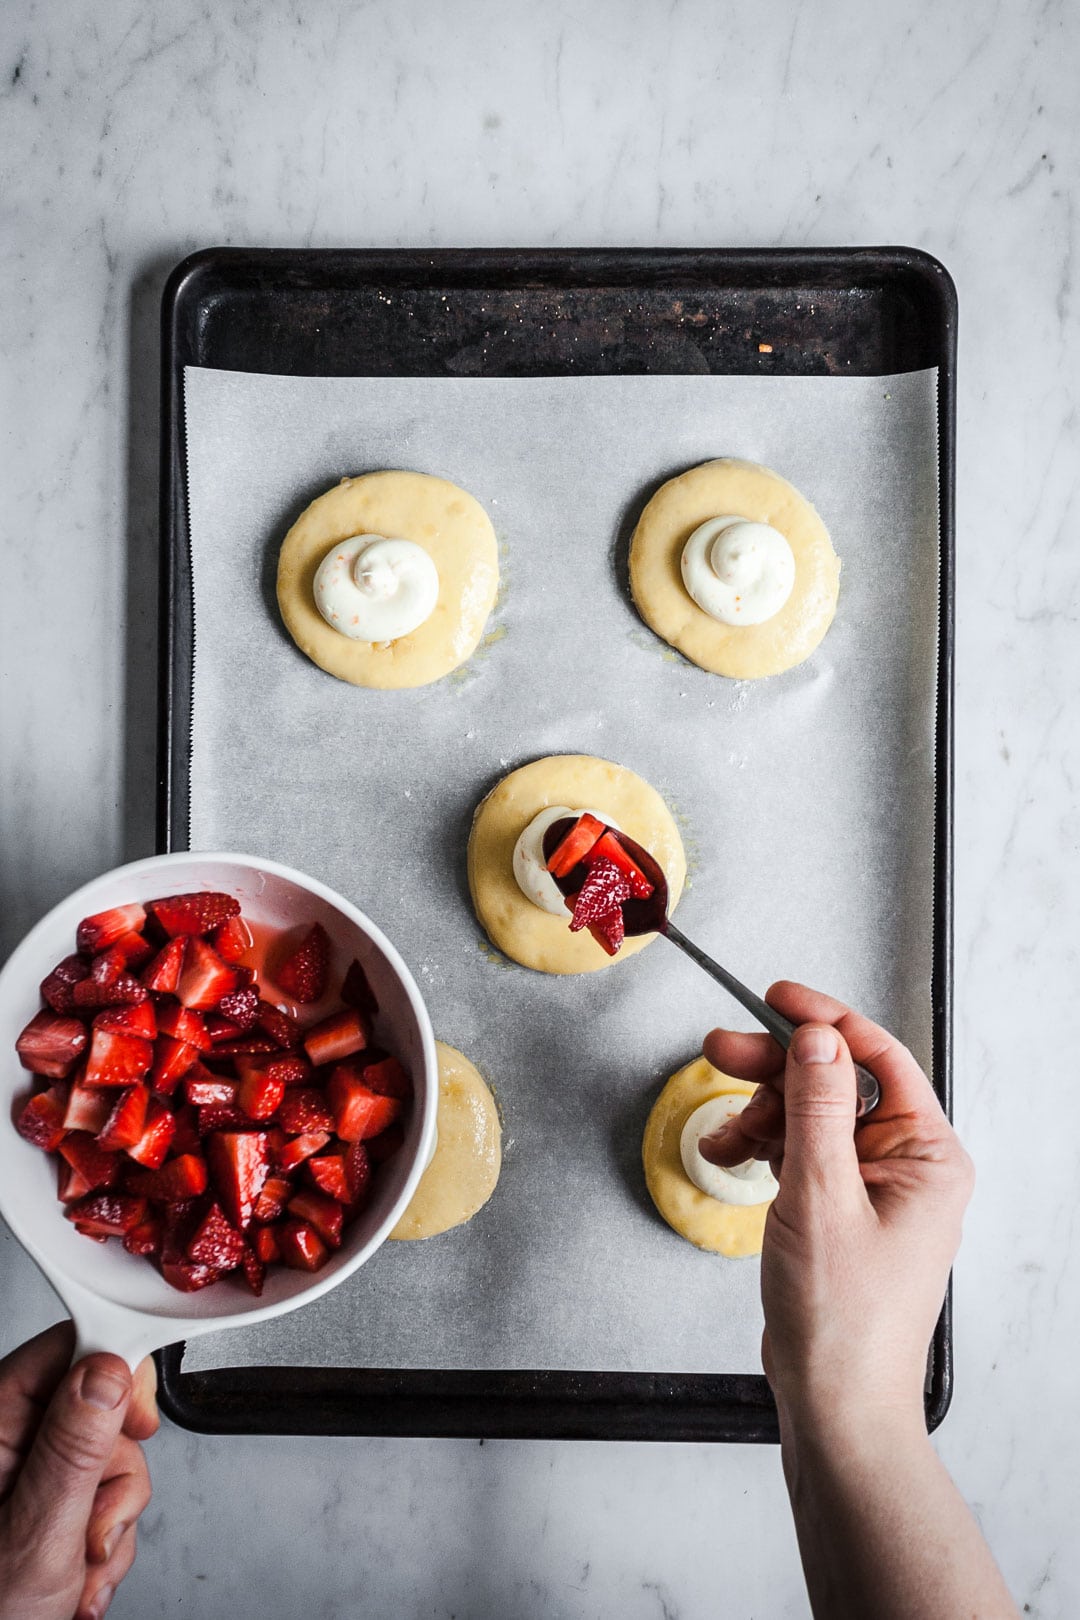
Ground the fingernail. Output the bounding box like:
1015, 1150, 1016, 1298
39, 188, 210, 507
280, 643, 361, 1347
80, 1366, 129, 1411
792, 1025, 839, 1065
103, 1522, 127, 1561
92, 1583, 115, 1618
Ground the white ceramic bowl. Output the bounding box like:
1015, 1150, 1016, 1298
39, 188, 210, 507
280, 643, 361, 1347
0, 852, 438, 1369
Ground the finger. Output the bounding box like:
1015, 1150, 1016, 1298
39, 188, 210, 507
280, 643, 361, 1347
776, 1023, 861, 1195
87, 1437, 151, 1564
7, 1355, 132, 1551
766, 982, 944, 1122
0, 1320, 78, 1497
78, 1523, 137, 1620
123, 1356, 159, 1441
702, 1027, 786, 1083
699, 1085, 783, 1166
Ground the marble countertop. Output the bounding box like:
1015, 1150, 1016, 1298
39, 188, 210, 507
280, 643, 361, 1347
2, 1, 1076, 1615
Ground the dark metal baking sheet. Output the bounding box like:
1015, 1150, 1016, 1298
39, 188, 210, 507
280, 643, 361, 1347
155, 247, 955, 1442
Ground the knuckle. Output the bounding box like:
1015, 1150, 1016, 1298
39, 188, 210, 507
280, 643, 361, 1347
40, 1409, 109, 1476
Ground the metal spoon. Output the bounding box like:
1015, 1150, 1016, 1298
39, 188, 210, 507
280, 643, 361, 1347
547, 823, 880, 1118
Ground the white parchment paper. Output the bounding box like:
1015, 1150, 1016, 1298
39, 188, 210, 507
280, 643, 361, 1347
180, 367, 939, 1374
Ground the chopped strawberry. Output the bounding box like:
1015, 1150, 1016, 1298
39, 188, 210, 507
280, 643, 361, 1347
197, 1103, 253, 1135
59, 1131, 121, 1190
65, 1193, 148, 1238
215, 987, 259, 1030
149, 1035, 198, 1095
588, 912, 624, 956
63, 1079, 113, 1133
127, 1097, 177, 1168
360, 1056, 412, 1101
40, 954, 91, 1013
207, 1132, 269, 1229
203, 1014, 243, 1044
277, 1088, 334, 1136
160, 1258, 222, 1292
94, 1000, 158, 1039
185, 1073, 237, 1107
126, 1153, 209, 1202
169, 1103, 201, 1157
211, 914, 252, 962
303, 1008, 370, 1067
306, 1152, 352, 1203
205, 1036, 277, 1058
15, 1085, 69, 1151
72, 1225, 109, 1243
274, 922, 330, 1004
587, 830, 654, 898
234, 1051, 311, 1087
112, 930, 155, 969
96, 1084, 150, 1151
546, 812, 606, 879
175, 938, 238, 1011
568, 857, 632, 933
82, 1027, 153, 1088
57, 1158, 93, 1203
251, 1225, 280, 1263
90, 944, 129, 986
76, 903, 147, 956
72, 972, 147, 1009
140, 937, 186, 994
276, 1131, 331, 1172
341, 958, 379, 1018
344, 1139, 374, 1201
186, 1203, 246, 1272
16, 1010, 87, 1079
236, 1068, 285, 1121
241, 1247, 266, 1295
277, 1219, 329, 1271
252, 1174, 291, 1223
327, 1069, 402, 1143
147, 891, 241, 938
365, 1123, 404, 1167
286, 1189, 343, 1249
123, 1215, 163, 1256
255, 1001, 303, 1049
156, 1004, 211, 1050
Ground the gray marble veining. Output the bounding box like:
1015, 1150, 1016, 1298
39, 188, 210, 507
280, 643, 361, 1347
1, 0, 1077, 1614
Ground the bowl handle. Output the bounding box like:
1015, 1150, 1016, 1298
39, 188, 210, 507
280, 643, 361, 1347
60, 1283, 173, 1373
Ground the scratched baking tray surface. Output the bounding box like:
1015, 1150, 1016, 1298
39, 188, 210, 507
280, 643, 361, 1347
157, 250, 954, 1440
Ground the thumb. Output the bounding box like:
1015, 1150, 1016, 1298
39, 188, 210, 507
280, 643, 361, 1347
779, 1023, 860, 1194
8, 1356, 132, 1549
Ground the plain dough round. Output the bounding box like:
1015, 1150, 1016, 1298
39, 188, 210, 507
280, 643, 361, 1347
629, 458, 840, 679
389, 1041, 501, 1240
277, 471, 499, 688
467, 754, 686, 975
642, 1056, 773, 1257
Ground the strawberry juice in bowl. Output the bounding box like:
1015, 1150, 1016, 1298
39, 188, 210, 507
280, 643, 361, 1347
0, 852, 438, 1370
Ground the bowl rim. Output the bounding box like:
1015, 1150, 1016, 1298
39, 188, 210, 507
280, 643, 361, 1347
0, 850, 439, 1355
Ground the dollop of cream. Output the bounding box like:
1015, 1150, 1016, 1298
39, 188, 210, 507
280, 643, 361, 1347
679, 1094, 778, 1207
680, 517, 795, 626
313, 535, 439, 642
512, 806, 620, 916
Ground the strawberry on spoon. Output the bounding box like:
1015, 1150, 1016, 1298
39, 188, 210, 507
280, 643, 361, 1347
544, 815, 880, 1117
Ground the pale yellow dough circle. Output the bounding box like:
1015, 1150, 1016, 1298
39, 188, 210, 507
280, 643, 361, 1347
629, 458, 840, 679
389, 1041, 501, 1240
277, 471, 499, 688
642, 1056, 773, 1257
467, 754, 686, 975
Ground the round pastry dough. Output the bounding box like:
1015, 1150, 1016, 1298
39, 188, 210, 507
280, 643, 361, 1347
277, 471, 499, 688
467, 754, 686, 975
389, 1041, 501, 1240
629, 458, 840, 679
642, 1056, 774, 1256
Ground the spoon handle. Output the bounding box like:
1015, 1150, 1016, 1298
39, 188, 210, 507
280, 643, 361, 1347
661, 921, 880, 1117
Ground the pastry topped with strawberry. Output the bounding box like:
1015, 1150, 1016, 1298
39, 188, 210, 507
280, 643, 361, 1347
467, 755, 686, 975
13, 892, 410, 1295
